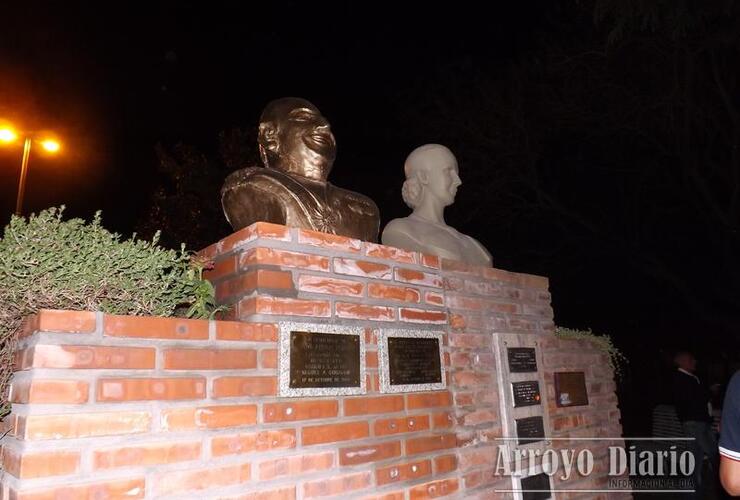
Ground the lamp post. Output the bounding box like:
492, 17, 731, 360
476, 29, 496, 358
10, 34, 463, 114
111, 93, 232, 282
0, 124, 61, 215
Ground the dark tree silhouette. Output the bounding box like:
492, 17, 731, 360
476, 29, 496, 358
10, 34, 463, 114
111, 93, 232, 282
390, 0, 740, 340
134, 127, 259, 251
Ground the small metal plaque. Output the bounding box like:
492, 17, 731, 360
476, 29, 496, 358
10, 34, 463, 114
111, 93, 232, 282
512, 381, 541, 407
388, 337, 442, 385
521, 473, 552, 500
554, 371, 589, 407
507, 347, 538, 373
278, 322, 366, 397
516, 416, 545, 445
378, 329, 446, 393
290, 331, 360, 388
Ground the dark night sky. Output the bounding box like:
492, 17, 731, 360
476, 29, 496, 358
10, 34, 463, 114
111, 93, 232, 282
2, 2, 739, 431
0, 3, 542, 224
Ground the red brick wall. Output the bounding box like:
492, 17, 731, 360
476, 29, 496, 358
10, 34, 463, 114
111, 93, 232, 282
541, 336, 629, 499
0, 223, 623, 499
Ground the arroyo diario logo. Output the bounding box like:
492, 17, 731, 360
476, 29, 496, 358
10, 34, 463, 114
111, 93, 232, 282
493, 437, 697, 496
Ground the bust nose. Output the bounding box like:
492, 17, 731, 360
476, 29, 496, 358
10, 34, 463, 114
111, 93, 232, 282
452, 173, 462, 187
314, 123, 335, 144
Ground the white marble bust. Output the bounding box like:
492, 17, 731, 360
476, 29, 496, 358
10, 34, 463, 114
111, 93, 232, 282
382, 144, 492, 266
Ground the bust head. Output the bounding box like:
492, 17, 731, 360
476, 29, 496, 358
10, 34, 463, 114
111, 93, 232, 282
382, 143, 491, 265
401, 144, 461, 210
258, 97, 336, 182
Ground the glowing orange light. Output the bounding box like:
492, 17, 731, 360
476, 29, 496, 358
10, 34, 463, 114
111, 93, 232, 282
0, 128, 17, 143
40, 139, 60, 153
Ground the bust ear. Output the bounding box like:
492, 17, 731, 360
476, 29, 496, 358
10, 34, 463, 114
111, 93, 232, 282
417, 169, 430, 185
258, 122, 279, 167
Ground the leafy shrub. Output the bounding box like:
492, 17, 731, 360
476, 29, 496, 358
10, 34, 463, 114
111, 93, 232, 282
0, 207, 222, 415
555, 326, 628, 378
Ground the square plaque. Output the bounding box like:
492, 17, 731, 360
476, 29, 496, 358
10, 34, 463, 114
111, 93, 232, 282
507, 347, 538, 373
278, 322, 366, 397
378, 329, 446, 393
515, 416, 545, 445
512, 381, 541, 407
521, 472, 552, 500
554, 371, 589, 407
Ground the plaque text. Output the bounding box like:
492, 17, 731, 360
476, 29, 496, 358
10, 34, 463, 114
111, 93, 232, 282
289, 331, 361, 389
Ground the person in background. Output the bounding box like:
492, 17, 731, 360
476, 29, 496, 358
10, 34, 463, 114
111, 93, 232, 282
672, 351, 719, 496
719, 371, 740, 496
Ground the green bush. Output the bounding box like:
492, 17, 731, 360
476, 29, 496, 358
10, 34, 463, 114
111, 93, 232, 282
0, 207, 222, 415
555, 326, 628, 379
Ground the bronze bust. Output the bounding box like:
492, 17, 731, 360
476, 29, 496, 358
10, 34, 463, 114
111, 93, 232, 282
221, 97, 380, 241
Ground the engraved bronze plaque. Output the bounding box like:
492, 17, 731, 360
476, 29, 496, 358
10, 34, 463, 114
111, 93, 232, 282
554, 371, 589, 407
289, 331, 360, 388
512, 381, 541, 407
521, 473, 552, 500
507, 347, 538, 373
388, 336, 442, 385
516, 416, 545, 445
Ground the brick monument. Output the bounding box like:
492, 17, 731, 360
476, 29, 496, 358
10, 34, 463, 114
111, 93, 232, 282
0, 222, 625, 499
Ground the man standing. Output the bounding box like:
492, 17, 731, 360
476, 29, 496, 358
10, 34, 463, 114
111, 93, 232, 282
719, 371, 740, 496
672, 351, 719, 496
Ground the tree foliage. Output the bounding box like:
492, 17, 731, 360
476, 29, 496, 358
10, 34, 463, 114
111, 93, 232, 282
135, 128, 259, 250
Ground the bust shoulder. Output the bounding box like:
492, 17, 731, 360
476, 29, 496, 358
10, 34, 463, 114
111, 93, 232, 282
329, 184, 379, 216
222, 166, 289, 194
221, 167, 381, 240
382, 215, 492, 266
383, 217, 415, 234
221, 167, 298, 230
222, 166, 319, 208
460, 233, 492, 267
382, 217, 427, 249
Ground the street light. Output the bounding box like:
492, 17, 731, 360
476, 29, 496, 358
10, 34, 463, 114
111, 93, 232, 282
0, 128, 18, 143
0, 123, 61, 215
41, 139, 61, 153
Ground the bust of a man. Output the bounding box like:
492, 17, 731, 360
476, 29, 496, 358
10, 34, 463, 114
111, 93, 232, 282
382, 144, 492, 266
221, 97, 380, 241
